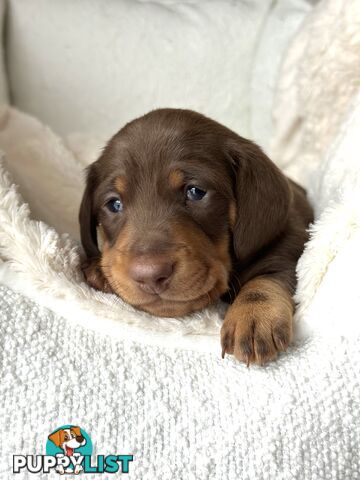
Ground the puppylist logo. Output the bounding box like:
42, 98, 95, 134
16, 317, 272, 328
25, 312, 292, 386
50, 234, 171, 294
13, 425, 134, 475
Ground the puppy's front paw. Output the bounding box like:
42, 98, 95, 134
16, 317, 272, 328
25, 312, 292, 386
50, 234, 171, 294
74, 464, 83, 475
55, 465, 65, 475
221, 278, 293, 365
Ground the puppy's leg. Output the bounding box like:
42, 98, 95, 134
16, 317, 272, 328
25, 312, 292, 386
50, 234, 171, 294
221, 276, 294, 365
81, 257, 112, 293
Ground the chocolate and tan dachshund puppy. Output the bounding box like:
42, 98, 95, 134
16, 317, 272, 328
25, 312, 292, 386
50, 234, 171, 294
79, 109, 313, 365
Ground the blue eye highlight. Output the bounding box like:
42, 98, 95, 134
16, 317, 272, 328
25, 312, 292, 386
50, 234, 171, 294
106, 198, 123, 213
186, 186, 207, 201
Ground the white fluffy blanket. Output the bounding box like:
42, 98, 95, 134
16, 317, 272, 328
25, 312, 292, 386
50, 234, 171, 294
1, 0, 360, 477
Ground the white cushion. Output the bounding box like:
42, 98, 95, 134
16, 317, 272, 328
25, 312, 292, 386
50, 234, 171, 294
6, 0, 313, 147
250, 0, 315, 148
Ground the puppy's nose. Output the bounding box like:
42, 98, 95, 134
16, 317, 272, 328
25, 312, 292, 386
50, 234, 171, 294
129, 255, 174, 294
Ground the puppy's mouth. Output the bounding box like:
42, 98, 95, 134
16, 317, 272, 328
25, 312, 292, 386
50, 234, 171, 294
105, 265, 228, 317
139, 281, 216, 306
65, 446, 74, 456
138, 286, 222, 317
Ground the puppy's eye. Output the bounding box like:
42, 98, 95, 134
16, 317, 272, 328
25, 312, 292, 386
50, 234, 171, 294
186, 186, 207, 201
106, 197, 123, 213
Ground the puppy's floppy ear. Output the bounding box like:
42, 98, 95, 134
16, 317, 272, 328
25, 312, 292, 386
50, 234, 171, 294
79, 164, 99, 259
48, 429, 64, 447
227, 137, 291, 262
70, 426, 81, 437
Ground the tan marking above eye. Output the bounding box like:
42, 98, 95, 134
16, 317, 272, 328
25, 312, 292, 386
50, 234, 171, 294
168, 169, 184, 189
114, 175, 127, 195
229, 201, 237, 229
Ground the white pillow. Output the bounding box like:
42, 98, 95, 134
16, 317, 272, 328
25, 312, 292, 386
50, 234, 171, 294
250, 0, 316, 149
6, 0, 315, 148
5, 0, 277, 142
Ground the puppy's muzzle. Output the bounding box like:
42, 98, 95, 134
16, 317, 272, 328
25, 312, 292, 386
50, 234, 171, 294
128, 254, 174, 295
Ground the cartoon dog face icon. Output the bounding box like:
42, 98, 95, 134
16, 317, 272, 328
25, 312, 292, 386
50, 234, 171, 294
48, 426, 86, 455
48, 426, 86, 474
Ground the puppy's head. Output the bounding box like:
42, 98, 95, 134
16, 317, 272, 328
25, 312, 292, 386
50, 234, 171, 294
79, 109, 291, 317
48, 427, 86, 453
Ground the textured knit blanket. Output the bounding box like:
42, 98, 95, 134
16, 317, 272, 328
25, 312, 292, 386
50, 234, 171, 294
1, 0, 360, 478
1, 284, 360, 480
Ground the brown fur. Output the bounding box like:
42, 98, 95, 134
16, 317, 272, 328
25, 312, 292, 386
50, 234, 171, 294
79, 108, 313, 364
